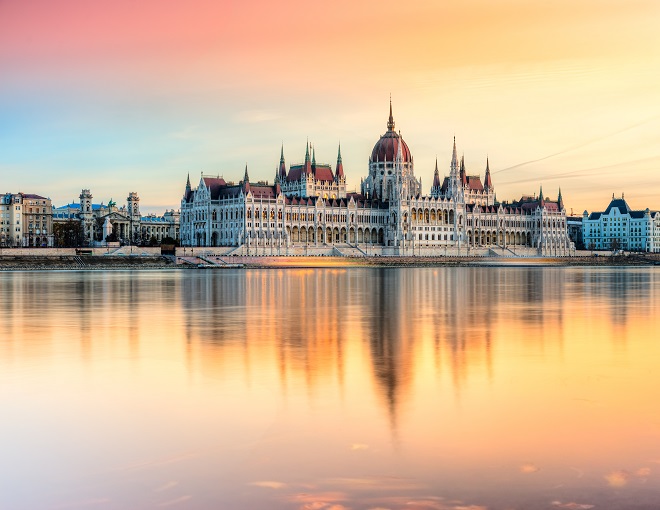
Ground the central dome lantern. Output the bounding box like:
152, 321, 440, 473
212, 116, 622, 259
361, 100, 420, 202
370, 100, 412, 163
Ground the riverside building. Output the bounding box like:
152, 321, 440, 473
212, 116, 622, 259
0, 192, 54, 247
180, 104, 573, 256
54, 190, 179, 246
582, 195, 660, 252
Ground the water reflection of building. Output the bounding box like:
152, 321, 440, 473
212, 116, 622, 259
179, 271, 351, 392
176, 268, 658, 433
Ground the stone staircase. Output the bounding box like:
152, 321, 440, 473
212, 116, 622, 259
332, 244, 367, 257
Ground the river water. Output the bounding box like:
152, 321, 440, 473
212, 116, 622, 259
1, 268, 659, 510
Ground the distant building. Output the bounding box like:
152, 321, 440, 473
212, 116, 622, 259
53, 190, 179, 246
582, 195, 660, 252
0, 192, 54, 247
567, 215, 584, 250
180, 103, 573, 255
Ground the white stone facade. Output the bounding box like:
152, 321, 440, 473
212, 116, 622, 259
582, 195, 660, 252
180, 106, 574, 256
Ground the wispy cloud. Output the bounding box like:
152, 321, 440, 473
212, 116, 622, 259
234, 110, 280, 124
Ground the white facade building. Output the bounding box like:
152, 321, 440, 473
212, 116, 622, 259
582, 195, 660, 252
180, 104, 574, 256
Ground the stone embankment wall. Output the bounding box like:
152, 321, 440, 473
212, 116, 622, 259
0, 255, 178, 270
0, 247, 164, 256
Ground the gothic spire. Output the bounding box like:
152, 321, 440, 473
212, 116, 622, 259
243, 164, 249, 182
484, 157, 492, 190
387, 96, 395, 131
312, 145, 316, 166
303, 139, 312, 175
278, 143, 287, 181
335, 143, 344, 180
450, 136, 458, 175
432, 157, 441, 189
558, 187, 564, 209
185, 172, 191, 190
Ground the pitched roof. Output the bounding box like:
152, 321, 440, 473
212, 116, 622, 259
604, 198, 631, 215
313, 164, 334, 182
466, 176, 484, 191
202, 177, 228, 200
249, 184, 276, 200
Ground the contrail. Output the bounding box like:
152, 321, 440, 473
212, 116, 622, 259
498, 155, 660, 186
493, 114, 660, 174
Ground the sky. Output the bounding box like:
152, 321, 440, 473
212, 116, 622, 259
2, 0, 660, 214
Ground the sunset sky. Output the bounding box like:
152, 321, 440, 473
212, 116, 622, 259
2, 0, 660, 214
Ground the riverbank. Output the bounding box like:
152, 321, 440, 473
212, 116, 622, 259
222, 254, 660, 268
0, 255, 180, 271
2, 253, 659, 270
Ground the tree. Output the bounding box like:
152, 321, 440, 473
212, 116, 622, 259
610, 238, 621, 254
161, 236, 179, 247
53, 220, 84, 247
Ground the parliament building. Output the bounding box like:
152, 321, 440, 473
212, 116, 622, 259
180, 104, 573, 256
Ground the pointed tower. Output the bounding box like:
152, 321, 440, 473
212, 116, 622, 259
431, 157, 441, 197
303, 140, 312, 175
450, 137, 458, 177
185, 173, 191, 192
387, 96, 395, 131
242, 164, 250, 193
335, 143, 345, 183
460, 155, 467, 187
539, 185, 544, 206
484, 157, 492, 191
558, 187, 564, 210
278, 144, 287, 182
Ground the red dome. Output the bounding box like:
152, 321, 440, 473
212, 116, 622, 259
371, 130, 412, 163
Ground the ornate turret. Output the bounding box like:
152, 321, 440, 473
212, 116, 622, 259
335, 143, 345, 182
303, 140, 312, 175
460, 155, 467, 186
278, 144, 287, 182
242, 164, 250, 193
484, 157, 492, 191
431, 157, 441, 196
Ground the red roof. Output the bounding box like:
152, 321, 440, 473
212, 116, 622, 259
21, 193, 49, 200
203, 177, 228, 199
466, 176, 484, 191
287, 165, 303, 182
249, 184, 276, 199
313, 164, 334, 182
371, 130, 411, 163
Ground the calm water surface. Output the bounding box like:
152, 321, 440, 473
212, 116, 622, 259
1, 268, 659, 510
